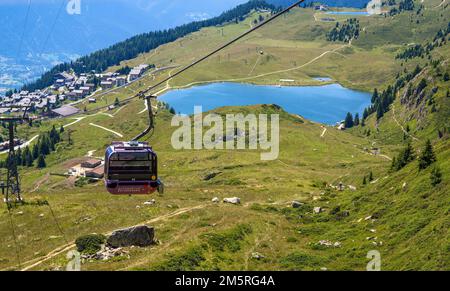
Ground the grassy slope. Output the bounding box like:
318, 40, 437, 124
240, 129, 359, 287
0, 2, 449, 270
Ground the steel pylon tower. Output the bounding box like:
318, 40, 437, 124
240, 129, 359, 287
1, 106, 34, 205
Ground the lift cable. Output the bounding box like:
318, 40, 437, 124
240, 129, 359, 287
45, 201, 69, 245
6, 207, 22, 269
80, 0, 306, 116
16, 0, 32, 61
134, 0, 307, 99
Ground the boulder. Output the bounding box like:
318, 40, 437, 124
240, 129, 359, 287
251, 252, 265, 260
204, 172, 222, 181
223, 197, 241, 205
292, 201, 302, 208
291, 201, 303, 209
144, 199, 156, 206
212, 197, 220, 203
107, 225, 155, 248
339, 211, 350, 218
313, 207, 323, 214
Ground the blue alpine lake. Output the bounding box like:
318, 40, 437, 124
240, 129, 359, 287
160, 82, 371, 125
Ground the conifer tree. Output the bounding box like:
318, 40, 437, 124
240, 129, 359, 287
344, 112, 354, 129
430, 167, 442, 187
37, 155, 46, 169
354, 113, 360, 126
418, 140, 436, 170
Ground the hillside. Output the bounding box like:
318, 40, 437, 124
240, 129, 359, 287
0, 0, 448, 271
0, 0, 249, 92
268, 0, 370, 8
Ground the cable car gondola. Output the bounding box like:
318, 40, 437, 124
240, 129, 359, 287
104, 96, 163, 195
105, 141, 161, 195
102, 0, 306, 195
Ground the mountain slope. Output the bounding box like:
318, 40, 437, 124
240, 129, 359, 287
268, 0, 370, 8
0, 1, 448, 271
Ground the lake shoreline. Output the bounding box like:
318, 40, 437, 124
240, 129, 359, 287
160, 82, 372, 126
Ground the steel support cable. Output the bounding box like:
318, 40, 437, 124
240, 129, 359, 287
6, 206, 22, 269
77, 0, 307, 116
46, 201, 69, 245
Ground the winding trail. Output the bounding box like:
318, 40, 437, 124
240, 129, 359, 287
320, 126, 328, 138
168, 44, 350, 91
16, 204, 208, 271
435, 0, 446, 8
89, 123, 123, 138
392, 105, 419, 142
64, 117, 87, 128
0, 135, 39, 155
248, 54, 263, 76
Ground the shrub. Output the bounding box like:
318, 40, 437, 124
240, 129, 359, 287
75, 234, 106, 254
431, 167, 442, 187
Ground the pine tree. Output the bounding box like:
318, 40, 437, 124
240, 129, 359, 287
371, 88, 379, 103
16, 148, 22, 166
344, 112, 354, 129
169, 107, 176, 115
26, 147, 33, 167
391, 157, 397, 171
37, 155, 46, 169
354, 113, 360, 126
39, 137, 50, 156
430, 167, 442, 187
363, 108, 369, 121
50, 125, 60, 144
60, 125, 65, 133
418, 140, 436, 170
32, 143, 39, 160
21, 147, 28, 166
362, 176, 367, 185
369, 171, 374, 182
392, 143, 415, 171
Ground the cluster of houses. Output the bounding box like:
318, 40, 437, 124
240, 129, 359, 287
52, 72, 97, 101
51, 63, 151, 101
0, 63, 152, 117
128, 64, 151, 82
99, 73, 127, 91
0, 89, 62, 115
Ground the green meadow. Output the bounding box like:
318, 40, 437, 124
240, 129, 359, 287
0, 1, 448, 271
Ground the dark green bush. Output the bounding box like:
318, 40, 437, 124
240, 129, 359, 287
75, 234, 106, 254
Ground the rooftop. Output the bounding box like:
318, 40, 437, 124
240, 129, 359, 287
51, 105, 80, 117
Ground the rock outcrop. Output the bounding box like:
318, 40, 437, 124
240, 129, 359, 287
107, 225, 155, 248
